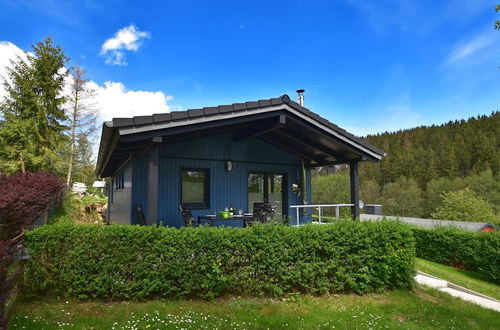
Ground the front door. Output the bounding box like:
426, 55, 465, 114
247, 172, 286, 220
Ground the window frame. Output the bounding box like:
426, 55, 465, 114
180, 168, 210, 209
247, 171, 288, 218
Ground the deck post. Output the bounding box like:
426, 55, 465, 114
350, 160, 360, 220
147, 145, 159, 225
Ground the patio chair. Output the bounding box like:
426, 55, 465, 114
179, 204, 198, 227
252, 202, 276, 224
135, 203, 147, 226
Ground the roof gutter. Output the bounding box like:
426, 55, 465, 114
95, 123, 120, 178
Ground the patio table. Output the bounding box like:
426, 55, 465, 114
198, 214, 254, 227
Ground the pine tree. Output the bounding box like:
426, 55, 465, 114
0, 37, 69, 174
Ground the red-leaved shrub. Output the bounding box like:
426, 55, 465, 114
0, 172, 65, 329
0, 172, 66, 233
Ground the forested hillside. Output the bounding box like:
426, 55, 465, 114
361, 111, 499, 187
312, 112, 500, 222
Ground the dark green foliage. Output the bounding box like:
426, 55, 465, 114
412, 227, 499, 283
424, 176, 464, 218
312, 172, 424, 218
495, 4, 500, 30
0, 37, 69, 175
71, 133, 97, 187
360, 178, 381, 204
311, 113, 500, 219
24, 222, 415, 300
362, 112, 500, 187
311, 172, 350, 217
380, 176, 423, 217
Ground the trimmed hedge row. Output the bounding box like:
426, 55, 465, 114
24, 221, 415, 300
412, 226, 499, 283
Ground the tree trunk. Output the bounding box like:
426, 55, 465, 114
66, 92, 78, 186
19, 152, 25, 174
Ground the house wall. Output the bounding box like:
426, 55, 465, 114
131, 156, 148, 225
110, 132, 312, 226
156, 133, 303, 227
108, 165, 132, 224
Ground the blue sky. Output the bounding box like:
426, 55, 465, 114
0, 0, 498, 136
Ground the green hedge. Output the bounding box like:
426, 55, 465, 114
24, 222, 415, 300
412, 227, 499, 283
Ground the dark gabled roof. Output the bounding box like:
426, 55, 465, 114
96, 94, 385, 177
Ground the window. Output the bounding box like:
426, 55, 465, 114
114, 172, 125, 189
181, 169, 210, 209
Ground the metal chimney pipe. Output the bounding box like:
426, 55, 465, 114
296, 89, 305, 106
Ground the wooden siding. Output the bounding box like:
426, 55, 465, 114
127, 134, 304, 227
108, 165, 132, 224
110, 133, 310, 227
156, 133, 303, 227
131, 156, 148, 225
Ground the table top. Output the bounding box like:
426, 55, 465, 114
199, 214, 253, 220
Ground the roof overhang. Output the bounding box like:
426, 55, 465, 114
96, 95, 385, 177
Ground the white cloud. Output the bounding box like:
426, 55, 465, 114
100, 25, 151, 65
446, 31, 497, 64
0, 41, 29, 100
0, 40, 176, 158
92, 81, 173, 121
1, 41, 175, 123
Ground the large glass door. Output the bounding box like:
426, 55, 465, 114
247, 172, 286, 220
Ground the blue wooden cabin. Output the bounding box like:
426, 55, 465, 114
96, 93, 385, 226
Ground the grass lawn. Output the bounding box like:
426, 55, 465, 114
10, 285, 499, 329
416, 258, 500, 301
81, 194, 107, 204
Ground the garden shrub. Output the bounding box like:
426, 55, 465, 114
412, 226, 500, 283
24, 221, 415, 300
0, 172, 66, 234
0, 172, 65, 328
431, 188, 499, 224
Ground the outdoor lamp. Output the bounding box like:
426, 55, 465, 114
225, 160, 233, 172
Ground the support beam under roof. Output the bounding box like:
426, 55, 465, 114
272, 130, 354, 164
234, 115, 286, 141
350, 160, 360, 219
259, 135, 327, 165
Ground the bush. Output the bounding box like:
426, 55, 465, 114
24, 221, 415, 300
431, 188, 498, 224
0, 172, 66, 234
412, 226, 499, 283
0, 172, 65, 328
424, 176, 464, 218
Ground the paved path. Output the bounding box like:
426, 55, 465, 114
414, 272, 500, 312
